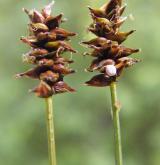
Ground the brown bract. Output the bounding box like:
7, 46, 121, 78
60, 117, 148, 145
16, 1, 76, 98
83, 0, 140, 87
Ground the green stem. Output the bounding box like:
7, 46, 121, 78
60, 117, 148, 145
45, 97, 57, 165
110, 82, 123, 165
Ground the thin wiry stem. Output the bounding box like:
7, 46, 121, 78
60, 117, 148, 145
110, 82, 123, 165
45, 97, 57, 165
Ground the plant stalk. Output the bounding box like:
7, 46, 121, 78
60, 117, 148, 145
110, 82, 123, 165
45, 97, 57, 165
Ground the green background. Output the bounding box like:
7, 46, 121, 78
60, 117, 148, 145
0, 0, 160, 165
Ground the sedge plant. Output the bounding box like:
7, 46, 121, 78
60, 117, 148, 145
16, 1, 76, 165
82, 0, 140, 164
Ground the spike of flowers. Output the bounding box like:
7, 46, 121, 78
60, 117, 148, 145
82, 1, 140, 165
16, 1, 76, 98
83, 0, 140, 87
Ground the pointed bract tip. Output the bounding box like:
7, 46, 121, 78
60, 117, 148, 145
84, 82, 89, 86
15, 74, 22, 79
43, 1, 55, 17
138, 48, 142, 52
22, 8, 25, 12
83, 52, 90, 56
75, 50, 78, 53
60, 13, 64, 16
20, 36, 25, 40
22, 8, 31, 16
22, 8, 28, 13
87, 6, 94, 12
73, 33, 78, 37
123, 16, 128, 20
129, 30, 136, 35
135, 48, 141, 53
132, 29, 136, 32
79, 41, 85, 46
49, 1, 55, 6
45, 1, 55, 9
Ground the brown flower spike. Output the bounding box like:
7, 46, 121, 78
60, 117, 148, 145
16, 1, 76, 98
82, 0, 140, 87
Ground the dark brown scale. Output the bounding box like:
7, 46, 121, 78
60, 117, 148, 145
45, 14, 63, 29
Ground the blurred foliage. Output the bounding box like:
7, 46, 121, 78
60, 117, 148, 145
0, 0, 160, 165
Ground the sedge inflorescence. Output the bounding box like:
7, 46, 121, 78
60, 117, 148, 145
16, 1, 76, 98
82, 0, 140, 87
